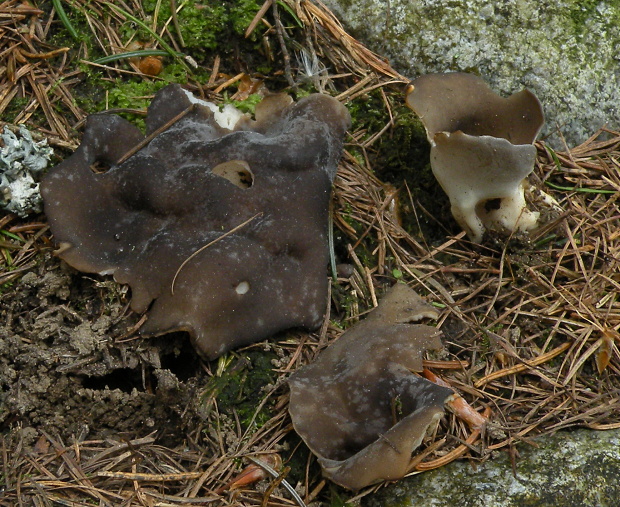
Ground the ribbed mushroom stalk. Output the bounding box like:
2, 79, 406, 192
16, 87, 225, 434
406, 72, 545, 242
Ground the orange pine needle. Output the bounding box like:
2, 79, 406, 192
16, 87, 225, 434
423, 368, 488, 430
415, 407, 492, 471
216, 454, 282, 494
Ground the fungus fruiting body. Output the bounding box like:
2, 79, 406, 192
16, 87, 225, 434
41, 84, 350, 359
288, 284, 453, 490
406, 72, 545, 242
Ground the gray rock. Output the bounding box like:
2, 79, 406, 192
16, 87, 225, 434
365, 428, 620, 507
321, 0, 620, 147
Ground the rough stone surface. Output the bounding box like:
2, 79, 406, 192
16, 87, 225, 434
321, 0, 620, 147
365, 428, 620, 507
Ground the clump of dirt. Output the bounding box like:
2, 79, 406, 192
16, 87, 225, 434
0, 253, 204, 444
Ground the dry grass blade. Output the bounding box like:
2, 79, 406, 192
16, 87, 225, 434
475, 342, 572, 388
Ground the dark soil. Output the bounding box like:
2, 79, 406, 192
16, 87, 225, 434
0, 251, 205, 446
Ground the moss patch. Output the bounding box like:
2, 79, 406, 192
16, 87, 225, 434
140, 0, 263, 56
345, 89, 455, 242
200, 350, 278, 430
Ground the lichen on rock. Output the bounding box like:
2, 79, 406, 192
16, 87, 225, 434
321, 0, 620, 147
366, 428, 620, 507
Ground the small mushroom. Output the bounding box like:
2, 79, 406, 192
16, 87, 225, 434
41, 84, 350, 359
406, 72, 545, 242
288, 284, 453, 490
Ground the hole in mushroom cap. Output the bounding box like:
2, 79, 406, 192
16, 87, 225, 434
212, 160, 254, 189
89, 158, 112, 174
235, 281, 250, 295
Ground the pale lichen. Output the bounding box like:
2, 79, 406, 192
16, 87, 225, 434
366, 428, 620, 506
0, 126, 53, 217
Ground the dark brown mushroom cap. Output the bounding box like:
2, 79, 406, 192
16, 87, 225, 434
41, 84, 351, 359
288, 284, 453, 490
406, 72, 544, 145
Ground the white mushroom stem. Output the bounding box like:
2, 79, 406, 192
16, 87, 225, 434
431, 131, 540, 242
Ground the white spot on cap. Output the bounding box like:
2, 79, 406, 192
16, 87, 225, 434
235, 281, 250, 295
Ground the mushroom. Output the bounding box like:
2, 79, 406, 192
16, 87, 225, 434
288, 284, 453, 490
41, 84, 350, 359
406, 72, 545, 242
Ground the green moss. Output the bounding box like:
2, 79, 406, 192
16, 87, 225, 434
53, 0, 277, 125
222, 92, 263, 115
3, 97, 30, 124
96, 80, 159, 131
72, 59, 197, 128
229, 0, 263, 37
139, 0, 262, 57
345, 89, 391, 135
200, 350, 278, 429
567, 0, 620, 34
375, 108, 455, 241
141, 0, 225, 54
326, 487, 351, 507
344, 88, 455, 242
47, 0, 94, 48
332, 217, 377, 273
105, 79, 162, 109
31, 0, 282, 133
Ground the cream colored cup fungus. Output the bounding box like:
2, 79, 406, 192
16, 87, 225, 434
288, 284, 453, 490
406, 72, 545, 242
